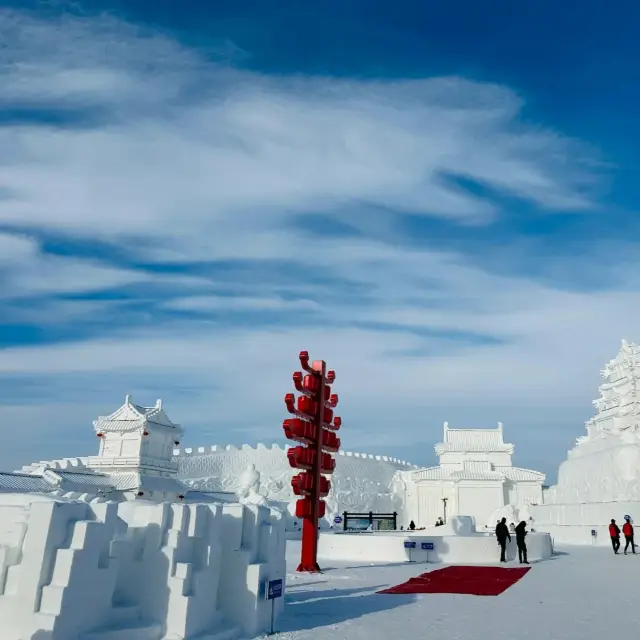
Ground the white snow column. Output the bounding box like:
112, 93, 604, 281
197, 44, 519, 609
0, 493, 285, 639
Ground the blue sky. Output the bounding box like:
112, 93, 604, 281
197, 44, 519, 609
0, 0, 638, 480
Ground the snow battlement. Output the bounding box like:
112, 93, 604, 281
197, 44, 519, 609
171, 442, 418, 468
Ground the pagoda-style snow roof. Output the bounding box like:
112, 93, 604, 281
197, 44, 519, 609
93, 394, 183, 435
434, 422, 514, 455
411, 462, 545, 484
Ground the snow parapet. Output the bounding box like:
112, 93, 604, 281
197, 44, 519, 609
0, 493, 285, 639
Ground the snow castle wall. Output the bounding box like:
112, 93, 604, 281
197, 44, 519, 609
173, 443, 417, 522
0, 493, 285, 639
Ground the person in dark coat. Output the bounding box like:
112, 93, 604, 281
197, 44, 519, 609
609, 519, 621, 554
495, 517, 511, 563
515, 521, 529, 564
409, 520, 416, 531
622, 516, 635, 554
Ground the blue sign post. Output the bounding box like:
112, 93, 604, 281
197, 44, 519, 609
264, 578, 284, 635
421, 541, 434, 562
334, 516, 343, 525
404, 539, 416, 562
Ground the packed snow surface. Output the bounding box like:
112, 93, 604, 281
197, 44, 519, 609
265, 541, 640, 639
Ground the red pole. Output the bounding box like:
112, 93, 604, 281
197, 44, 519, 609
284, 351, 340, 573
297, 360, 325, 572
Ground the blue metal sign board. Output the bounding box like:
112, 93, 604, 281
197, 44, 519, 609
334, 516, 343, 524
404, 541, 416, 549
265, 578, 283, 600
421, 542, 435, 551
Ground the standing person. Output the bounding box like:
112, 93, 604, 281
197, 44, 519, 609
609, 519, 621, 554
495, 517, 511, 563
515, 521, 529, 564
622, 516, 635, 554
409, 520, 416, 531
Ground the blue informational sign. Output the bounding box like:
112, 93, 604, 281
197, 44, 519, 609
334, 516, 343, 524
265, 578, 283, 601
421, 542, 435, 550
404, 540, 416, 549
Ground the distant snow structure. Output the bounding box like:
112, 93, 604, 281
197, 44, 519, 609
405, 422, 545, 529
531, 340, 640, 544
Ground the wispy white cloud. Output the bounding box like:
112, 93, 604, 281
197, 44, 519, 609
0, 8, 623, 475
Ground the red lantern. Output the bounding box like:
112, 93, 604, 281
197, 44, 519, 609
303, 374, 319, 391
323, 407, 333, 423
321, 430, 340, 452
297, 395, 317, 417
320, 453, 335, 474
295, 497, 313, 518
283, 418, 317, 444
287, 446, 315, 470
291, 472, 314, 496
96, 433, 103, 438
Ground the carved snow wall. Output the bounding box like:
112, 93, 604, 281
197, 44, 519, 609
0, 493, 285, 639
174, 443, 417, 523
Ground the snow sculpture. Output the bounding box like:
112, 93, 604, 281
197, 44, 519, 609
531, 340, 640, 544
485, 503, 533, 530
0, 492, 285, 639
235, 464, 269, 507
544, 340, 640, 504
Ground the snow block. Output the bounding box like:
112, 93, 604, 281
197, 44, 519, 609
0, 493, 286, 639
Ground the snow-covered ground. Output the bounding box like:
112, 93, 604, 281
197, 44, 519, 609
265, 541, 640, 640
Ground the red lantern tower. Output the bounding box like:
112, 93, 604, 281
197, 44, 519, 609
283, 351, 342, 572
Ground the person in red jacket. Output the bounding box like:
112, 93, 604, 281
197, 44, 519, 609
622, 516, 635, 555
609, 519, 621, 554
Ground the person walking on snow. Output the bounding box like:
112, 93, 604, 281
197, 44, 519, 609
515, 521, 529, 564
495, 517, 511, 563
622, 516, 635, 555
609, 519, 621, 554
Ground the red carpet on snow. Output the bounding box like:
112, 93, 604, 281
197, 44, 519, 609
378, 565, 531, 596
